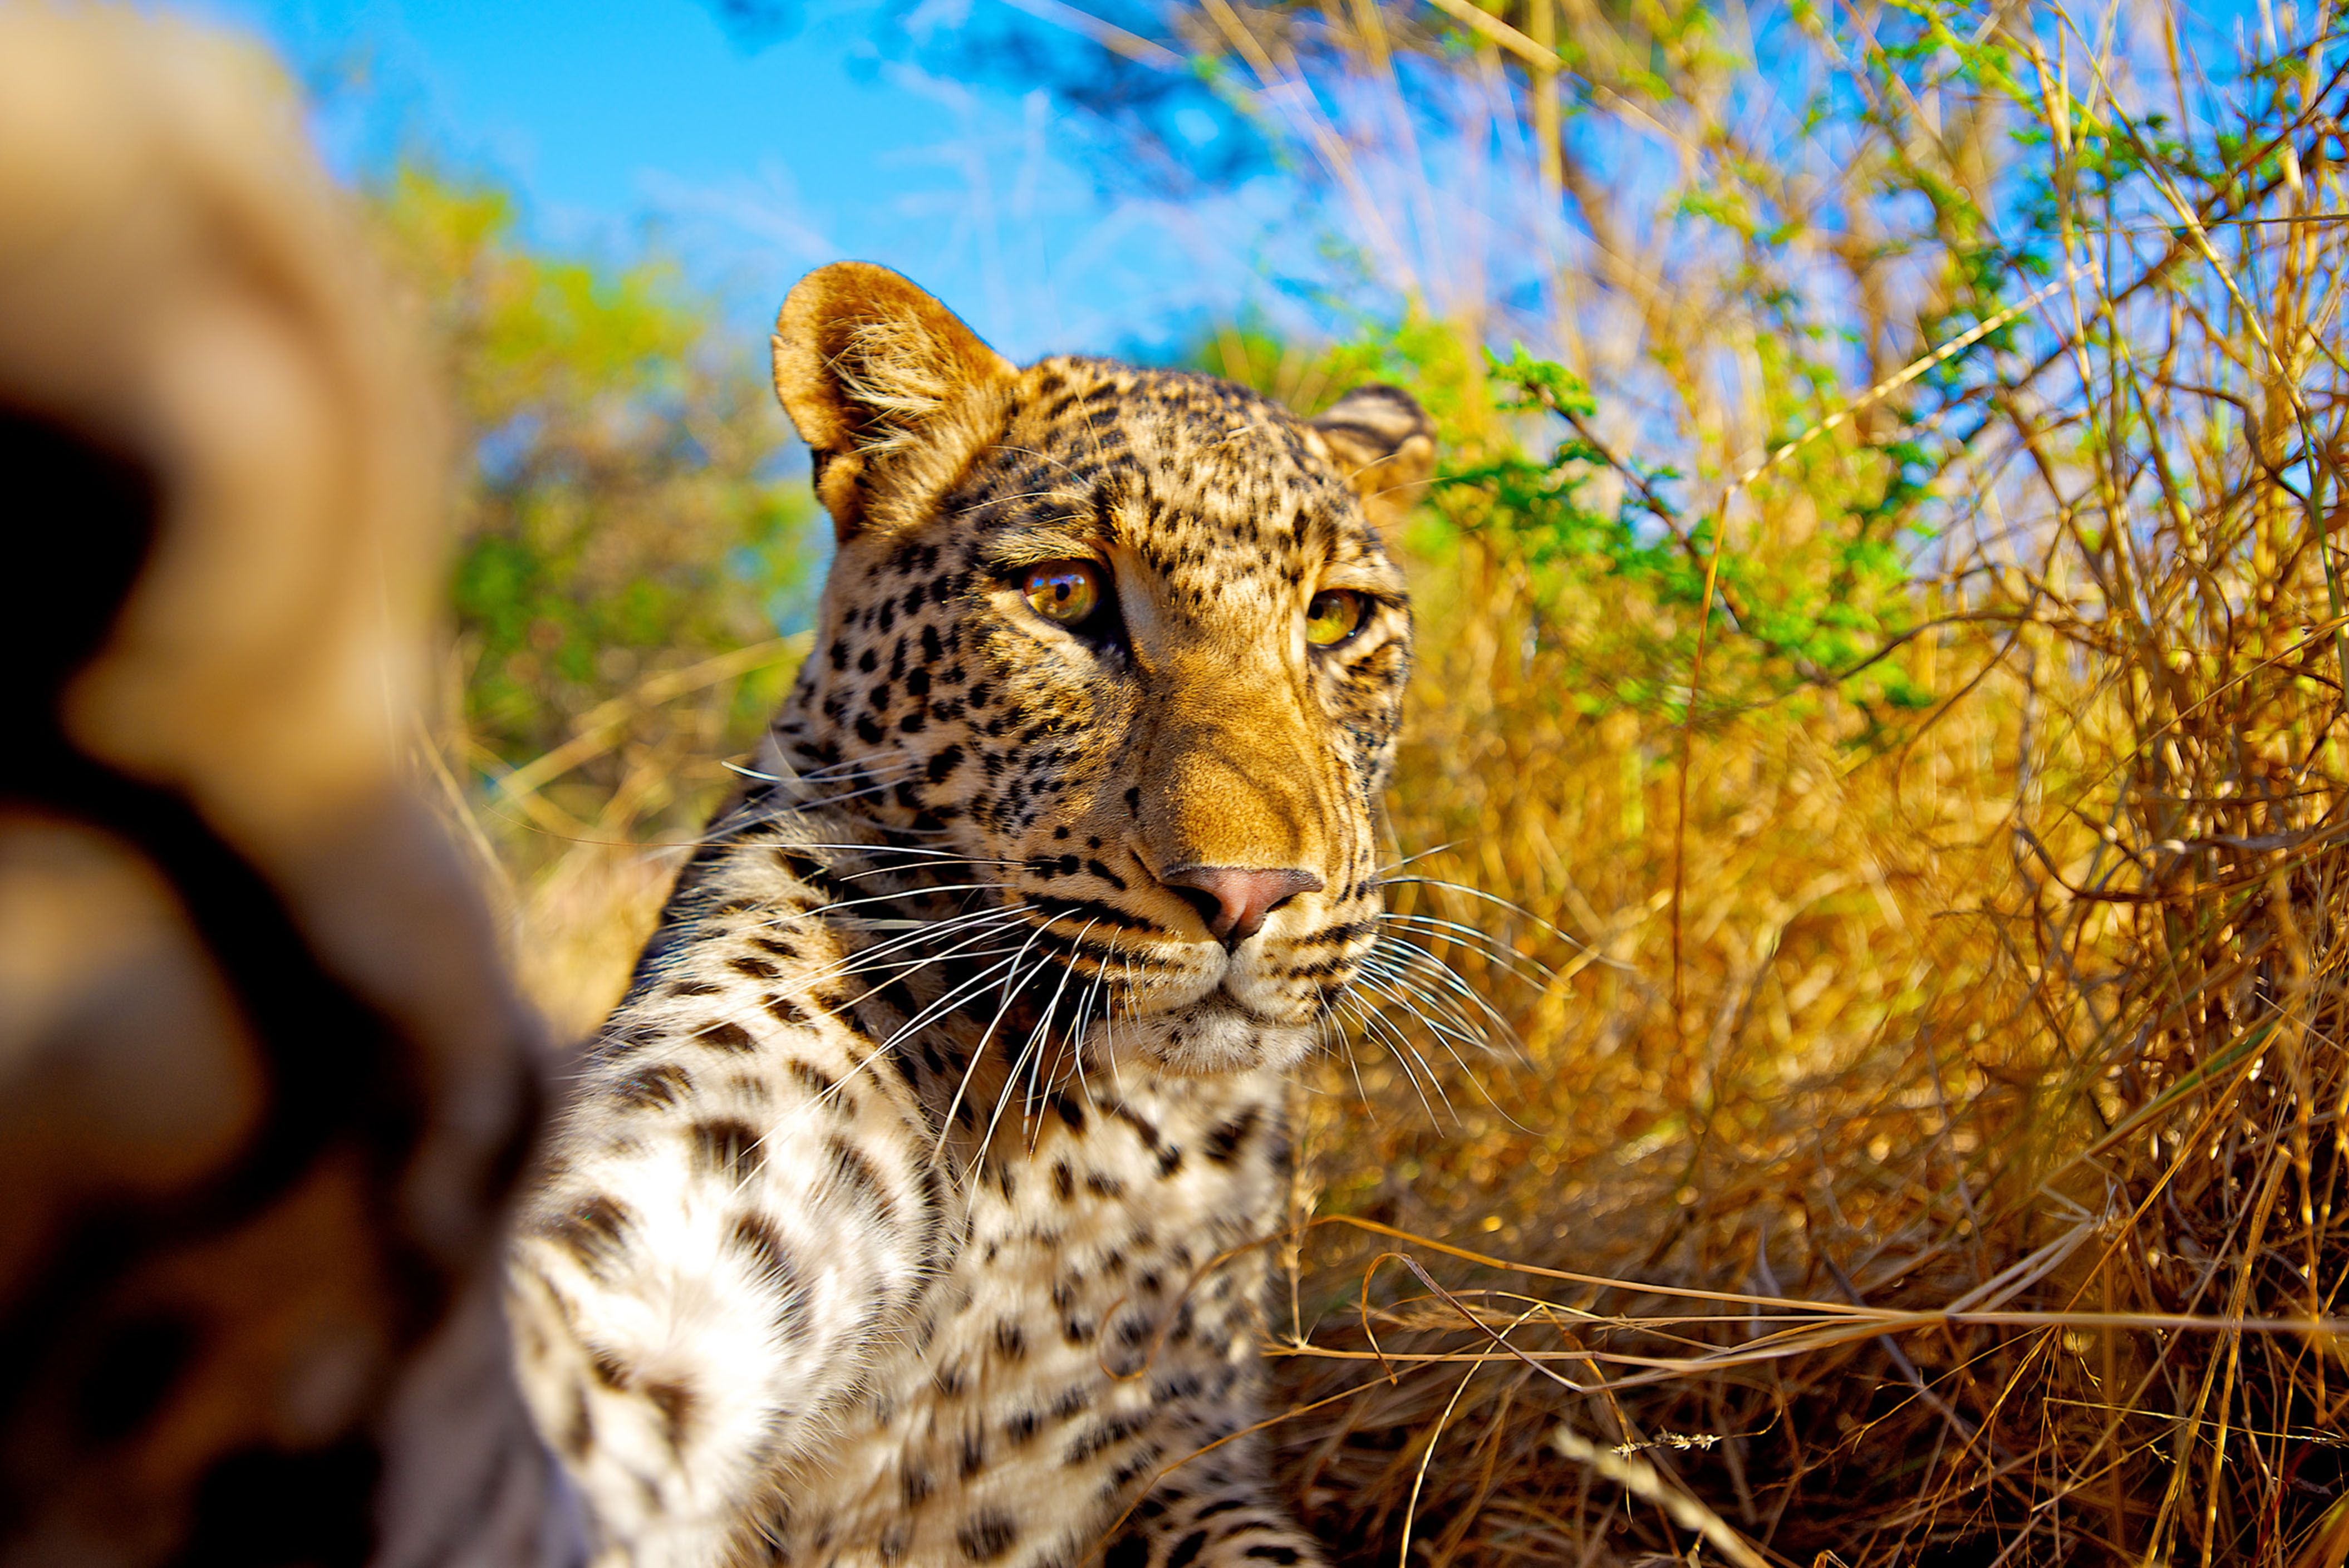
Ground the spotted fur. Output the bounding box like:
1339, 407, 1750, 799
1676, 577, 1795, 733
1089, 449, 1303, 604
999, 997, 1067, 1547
509, 262, 1436, 1567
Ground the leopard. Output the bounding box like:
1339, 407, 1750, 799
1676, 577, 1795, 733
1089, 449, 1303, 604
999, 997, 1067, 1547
504, 260, 1437, 1568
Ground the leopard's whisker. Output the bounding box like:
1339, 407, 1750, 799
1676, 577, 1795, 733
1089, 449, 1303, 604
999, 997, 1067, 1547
1371, 874, 1583, 947
975, 956, 1084, 1184
834, 856, 1029, 883
1369, 934, 1528, 1052
1353, 972, 1532, 1134
1369, 842, 1464, 879
789, 879, 1018, 922
1335, 994, 1445, 1125
932, 918, 1064, 1166
1106, 955, 1139, 1101
1349, 972, 1462, 1064
720, 769, 935, 826
1318, 1008, 1379, 1120
1007, 932, 1094, 1155
1357, 960, 1493, 1055
1059, 940, 1113, 1116
693, 914, 1034, 1070
859, 940, 1038, 1075
817, 950, 1050, 1152
1363, 947, 1512, 1051
724, 753, 926, 787
834, 944, 1041, 1113
832, 932, 1035, 1006
1374, 910, 1556, 982
779, 901, 1024, 987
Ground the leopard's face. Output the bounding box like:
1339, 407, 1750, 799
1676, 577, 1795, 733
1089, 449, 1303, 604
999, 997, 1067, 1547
765, 268, 1433, 1075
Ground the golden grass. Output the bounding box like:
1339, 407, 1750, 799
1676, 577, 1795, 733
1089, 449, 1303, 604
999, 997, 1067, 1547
1254, 589, 2349, 1566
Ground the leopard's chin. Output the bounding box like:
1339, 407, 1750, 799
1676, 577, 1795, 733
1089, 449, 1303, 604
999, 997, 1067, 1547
1085, 991, 1315, 1077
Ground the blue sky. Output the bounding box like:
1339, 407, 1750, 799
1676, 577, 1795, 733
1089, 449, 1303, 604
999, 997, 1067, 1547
168, 0, 2284, 379
177, 0, 1276, 360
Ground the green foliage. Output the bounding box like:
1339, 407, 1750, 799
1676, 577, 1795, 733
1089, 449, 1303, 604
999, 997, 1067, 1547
1195, 306, 1933, 725
372, 165, 818, 775
1427, 346, 1933, 722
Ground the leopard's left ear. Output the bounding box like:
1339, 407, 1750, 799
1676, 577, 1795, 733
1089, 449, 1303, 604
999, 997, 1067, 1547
773, 261, 1015, 538
1308, 384, 1436, 528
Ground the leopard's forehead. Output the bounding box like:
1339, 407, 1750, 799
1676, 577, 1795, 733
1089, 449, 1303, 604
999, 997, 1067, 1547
937, 356, 1394, 599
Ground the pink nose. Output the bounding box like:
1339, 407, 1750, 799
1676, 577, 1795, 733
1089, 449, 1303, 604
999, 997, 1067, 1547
1159, 865, 1323, 949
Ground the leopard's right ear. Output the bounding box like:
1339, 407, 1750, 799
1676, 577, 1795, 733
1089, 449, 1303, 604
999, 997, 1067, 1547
772, 262, 1015, 538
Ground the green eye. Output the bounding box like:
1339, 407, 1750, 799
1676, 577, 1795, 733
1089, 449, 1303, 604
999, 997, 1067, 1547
1305, 589, 1367, 647
1020, 561, 1105, 627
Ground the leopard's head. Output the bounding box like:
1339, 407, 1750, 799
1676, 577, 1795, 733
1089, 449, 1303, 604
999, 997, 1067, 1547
764, 263, 1432, 1075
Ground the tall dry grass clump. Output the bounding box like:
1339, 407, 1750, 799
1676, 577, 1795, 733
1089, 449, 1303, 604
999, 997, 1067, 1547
415, 0, 2349, 1560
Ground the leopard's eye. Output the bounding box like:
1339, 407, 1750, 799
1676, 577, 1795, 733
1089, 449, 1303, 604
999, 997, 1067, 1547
1305, 589, 1367, 648
1020, 560, 1105, 628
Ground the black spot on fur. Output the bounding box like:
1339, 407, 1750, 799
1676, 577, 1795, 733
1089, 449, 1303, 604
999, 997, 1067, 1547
691, 1119, 762, 1181
698, 1020, 756, 1053
545, 1193, 632, 1276
562, 1382, 594, 1459
645, 1379, 695, 1452
1205, 1105, 1262, 1164
724, 1211, 804, 1321
1064, 1409, 1152, 1464
612, 1062, 690, 1109
785, 1056, 838, 1098
827, 1134, 893, 1220
956, 1510, 1019, 1561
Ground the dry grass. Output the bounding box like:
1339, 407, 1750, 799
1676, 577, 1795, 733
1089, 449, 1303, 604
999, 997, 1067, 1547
1260, 530, 2349, 1566
439, 3, 2349, 1562
1170, 6, 2349, 1562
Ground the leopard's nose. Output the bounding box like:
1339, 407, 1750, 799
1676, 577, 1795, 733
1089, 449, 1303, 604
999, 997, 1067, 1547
1159, 865, 1323, 950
